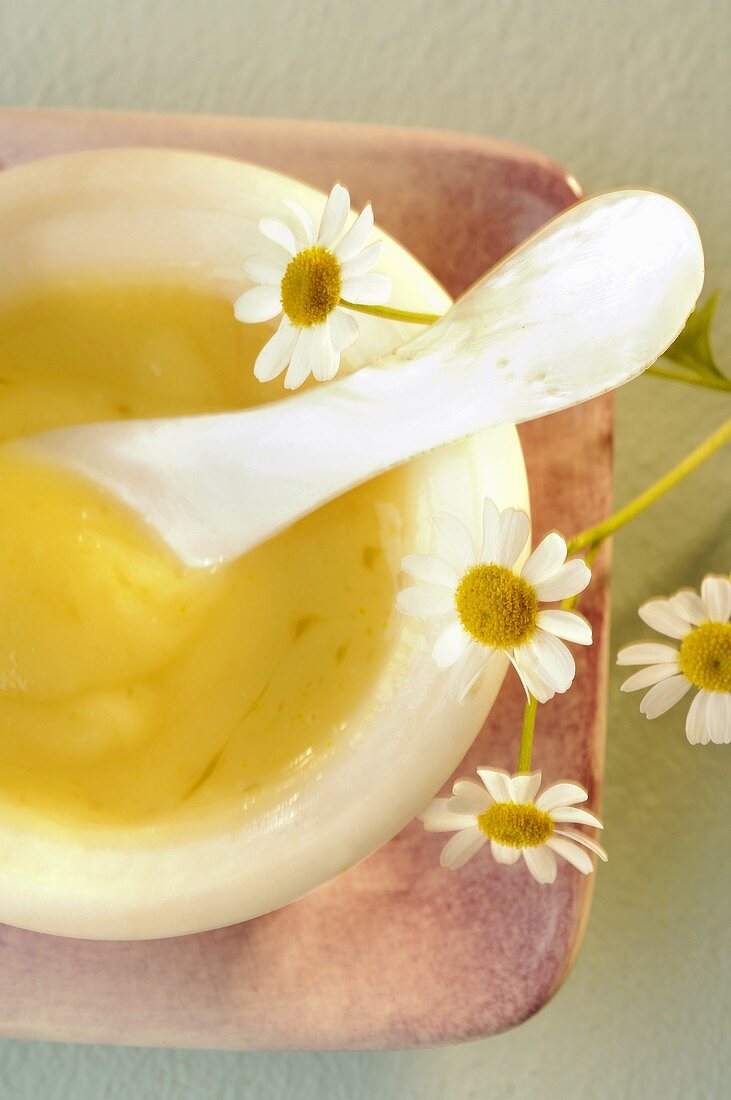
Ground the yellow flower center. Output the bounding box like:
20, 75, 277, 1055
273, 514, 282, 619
280, 245, 342, 327
455, 563, 538, 648
678, 620, 731, 692
477, 801, 554, 848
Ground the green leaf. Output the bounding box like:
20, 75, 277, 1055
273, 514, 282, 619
663, 291, 724, 379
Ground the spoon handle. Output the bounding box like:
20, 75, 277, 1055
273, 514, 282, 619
23, 191, 703, 567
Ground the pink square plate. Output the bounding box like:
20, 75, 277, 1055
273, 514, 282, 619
0, 109, 609, 1050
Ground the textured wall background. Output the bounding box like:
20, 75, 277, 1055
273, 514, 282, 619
0, 0, 730, 1096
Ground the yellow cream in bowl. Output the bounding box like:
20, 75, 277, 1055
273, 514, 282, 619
0, 275, 415, 831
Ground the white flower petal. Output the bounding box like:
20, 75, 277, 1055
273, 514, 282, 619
396, 583, 456, 618
685, 689, 710, 745
638, 598, 692, 639
419, 799, 474, 833
706, 691, 731, 745
433, 513, 477, 574
549, 807, 603, 828
341, 272, 391, 306
317, 183, 351, 247
233, 285, 282, 324
314, 349, 341, 384
253, 317, 298, 382
497, 509, 531, 568
640, 674, 692, 719
312, 347, 340, 384
477, 768, 512, 803
328, 308, 360, 353
334, 203, 374, 262
523, 845, 557, 884
521, 532, 568, 586
508, 772, 542, 803
432, 620, 472, 669
554, 827, 608, 862
546, 835, 594, 874
491, 840, 521, 865
451, 642, 492, 703
617, 642, 680, 666
259, 218, 297, 256
536, 609, 592, 646
440, 827, 487, 870
243, 253, 287, 286
450, 778, 490, 814
283, 328, 316, 390
246, 236, 292, 270
701, 574, 731, 622
479, 498, 501, 564
523, 631, 575, 694
340, 241, 382, 279
444, 798, 480, 818
535, 781, 588, 812
620, 662, 679, 692
401, 553, 458, 588
510, 648, 554, 703
668, 589, 708, 626
310, 326, 340, 383
448, 779, 491, 815
282, 199, 315, 249
534, 559, 591, 603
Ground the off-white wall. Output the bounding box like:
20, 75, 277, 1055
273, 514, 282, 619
1, 1, 730, 1097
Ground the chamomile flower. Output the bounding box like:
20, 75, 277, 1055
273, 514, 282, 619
396, 499, 592, 703
233, 183, 391, 390
419, 767, 606, 883
617, 573, 731, 745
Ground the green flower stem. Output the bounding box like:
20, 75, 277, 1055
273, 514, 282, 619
566, 415, 731, 557
646, 365, 731, 394
516, 694, 538, 773
339, 299, 441, 326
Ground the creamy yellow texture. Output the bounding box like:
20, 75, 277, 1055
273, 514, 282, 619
0, 277, 413, 831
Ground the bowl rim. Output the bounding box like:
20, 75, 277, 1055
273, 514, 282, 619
0, 147, 529, 939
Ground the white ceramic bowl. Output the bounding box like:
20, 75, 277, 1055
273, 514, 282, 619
0, 149, 528, 939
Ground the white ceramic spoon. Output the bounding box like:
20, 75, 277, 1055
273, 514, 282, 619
17, 190, 703, 568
